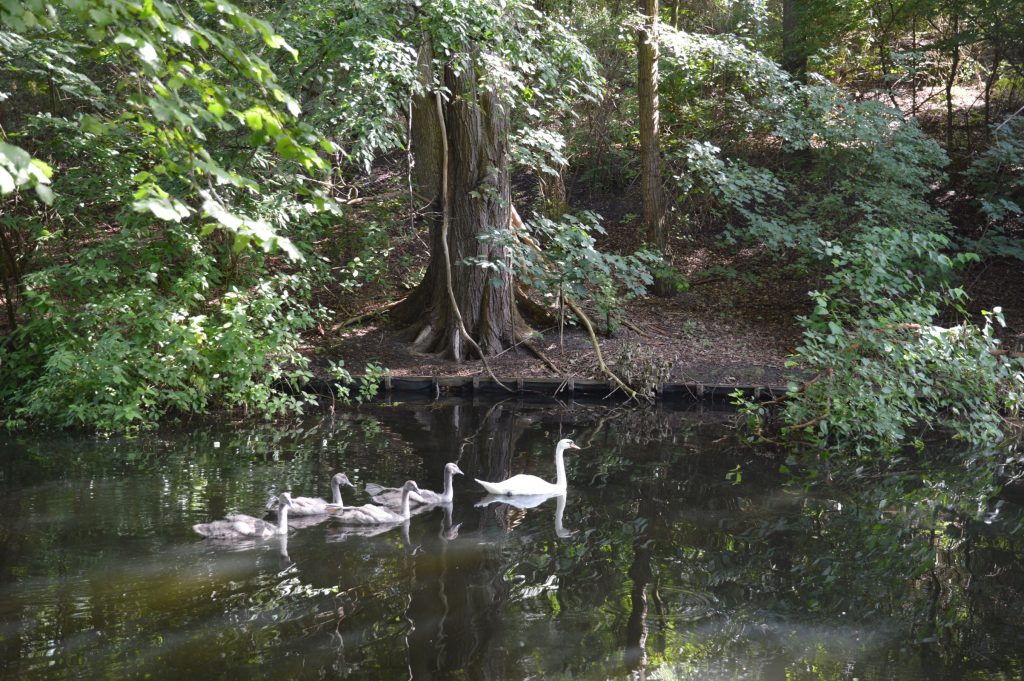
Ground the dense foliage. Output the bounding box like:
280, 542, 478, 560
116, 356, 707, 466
0, 0, 338, 429
1, 0, 1022, 454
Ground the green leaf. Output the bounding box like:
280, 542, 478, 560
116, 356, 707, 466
133, 196, 192, 222
0, 167, 15, 194
34, 183, 54, 205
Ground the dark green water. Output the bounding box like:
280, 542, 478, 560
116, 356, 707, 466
1, 399, 1023, 680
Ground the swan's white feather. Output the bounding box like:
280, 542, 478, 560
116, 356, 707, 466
474, 439, 579, 496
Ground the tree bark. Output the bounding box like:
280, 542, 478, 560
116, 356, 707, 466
395, 44, 521, 359
410, 41, 443, 208
637, 0, 671, 297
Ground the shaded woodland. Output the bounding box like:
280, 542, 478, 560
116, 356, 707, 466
0, 0, 1022, 463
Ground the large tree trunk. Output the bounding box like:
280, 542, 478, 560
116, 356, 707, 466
396, 45, 523, 359
638, 0, 671, 296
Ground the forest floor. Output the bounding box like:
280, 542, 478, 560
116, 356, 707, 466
316, 209, 1024, 391
320, 236, 808, 389
313, 161, 811, 389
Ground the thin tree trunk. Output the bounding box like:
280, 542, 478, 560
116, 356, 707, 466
911, 16, 918, 116
781, 0, 806, 77
984, 50, 1002, 127
0, 226, 23, 331
411, 41, 443, 207
945, 12, 961, 151
538, 166, 567, 220
394, 39, 445, 328
637, 0, 670, 296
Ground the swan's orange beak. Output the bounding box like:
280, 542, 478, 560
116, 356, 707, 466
570, 442, 581, 449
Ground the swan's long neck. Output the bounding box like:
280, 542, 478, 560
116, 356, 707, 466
554, 444, 568, 490
442, 469, 455, 501
276, 503, 290, 535
331, 480, 344, 507
400, 488, 412, 519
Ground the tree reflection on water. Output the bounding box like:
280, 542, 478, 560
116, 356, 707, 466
0, 400, 1022, 680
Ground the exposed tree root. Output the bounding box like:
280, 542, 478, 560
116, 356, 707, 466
515, 285, 557, 327
563, 296, 643, 401
621, 318, 652, 338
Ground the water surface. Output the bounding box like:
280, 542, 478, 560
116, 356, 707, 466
1, 399, 1022, 679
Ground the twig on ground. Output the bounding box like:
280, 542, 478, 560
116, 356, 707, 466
330, 297, 408, 332
621, 318, 652, 338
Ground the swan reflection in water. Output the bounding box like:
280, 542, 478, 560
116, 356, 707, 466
324, 522, 397, 543
192, 530, 295, 574
475, 492, 574, 538
282, 513, 333, 530
325, 503, 461, 552
438, 502, 461, 542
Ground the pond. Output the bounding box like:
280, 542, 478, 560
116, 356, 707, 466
1, 398, 1023, 680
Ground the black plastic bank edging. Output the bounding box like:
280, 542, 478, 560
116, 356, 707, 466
295, 375, 788, 402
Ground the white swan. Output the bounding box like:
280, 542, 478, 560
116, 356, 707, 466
475, 438, 580, 495
364, 462, 464, 508
193, 492, 294, 539
266, 472, 348, 516
328, 475, 422, 525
